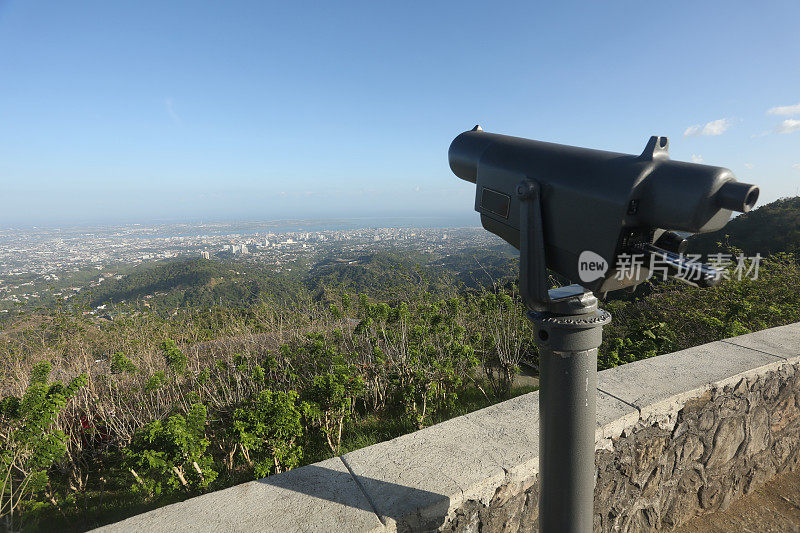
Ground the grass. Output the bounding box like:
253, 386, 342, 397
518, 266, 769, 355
24, 380, 538, 532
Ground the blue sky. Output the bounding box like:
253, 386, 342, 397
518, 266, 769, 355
0, 1, 798, 225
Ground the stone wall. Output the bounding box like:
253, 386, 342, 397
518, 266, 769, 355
443, 361, 800, 533
596, 363, 800, 531
97, 322, 800, 533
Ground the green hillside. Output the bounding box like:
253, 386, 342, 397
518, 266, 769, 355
305, 250, 460, 300
85, 258, 305, 310
85, 248, 520, 314
688, 196, 800, 256
438, 246, 518, 289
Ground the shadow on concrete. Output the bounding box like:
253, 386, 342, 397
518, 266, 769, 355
258, 462, 451, 530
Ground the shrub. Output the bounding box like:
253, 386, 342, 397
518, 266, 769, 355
110, 352, 137, 375
125, 403, 217, 498
0, 362, 86, 527
305, 359, 364, 455
144, 371, 166, 393
232, 390, 307, 477
160, 339, 188, 374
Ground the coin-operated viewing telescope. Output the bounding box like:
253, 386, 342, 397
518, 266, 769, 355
448, 126, 758, 533
449, 125, 759, 309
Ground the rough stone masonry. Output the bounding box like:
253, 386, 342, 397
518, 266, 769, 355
442, 362, 800, 533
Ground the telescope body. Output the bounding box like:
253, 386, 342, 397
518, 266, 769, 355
449, 127, 759, 533
449, 128, 759, 293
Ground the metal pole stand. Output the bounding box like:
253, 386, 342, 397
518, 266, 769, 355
515, 179, 612, 532
529, 289, 611, 533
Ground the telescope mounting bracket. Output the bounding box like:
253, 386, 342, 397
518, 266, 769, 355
517, 178, 610, 533
516, 179, 598, 315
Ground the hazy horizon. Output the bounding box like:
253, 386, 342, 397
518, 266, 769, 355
0, 212, 482, 232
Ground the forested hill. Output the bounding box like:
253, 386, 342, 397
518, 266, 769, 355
304, 251, 453, 301
688, 196, 800, 256
83, 247, 519, 312
85, 258, 305, 309
304, 247, 517, 301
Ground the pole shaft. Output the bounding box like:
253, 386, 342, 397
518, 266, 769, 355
538, 346, 598, 533
530, 303, 610, 533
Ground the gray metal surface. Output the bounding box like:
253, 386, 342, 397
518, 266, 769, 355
447, 126, 759, 532
448, 127, 759, 293
530, 292, 611, 533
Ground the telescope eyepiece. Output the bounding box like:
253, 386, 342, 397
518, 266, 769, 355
717, 181, 759, 213
448, 126, 493, 184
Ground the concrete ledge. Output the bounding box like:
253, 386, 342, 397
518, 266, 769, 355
96, 322, 800, 532
597, 340, 787, 425
720, 321, 800, 360
95, 457, 384, 533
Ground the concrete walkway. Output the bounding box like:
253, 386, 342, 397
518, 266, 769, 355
672, 470, 800, 533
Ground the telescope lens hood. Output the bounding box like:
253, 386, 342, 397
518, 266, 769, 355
717, 181, 759, 213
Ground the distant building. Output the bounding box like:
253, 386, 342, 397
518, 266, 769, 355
200, 251, 210, 259
240, 245, 249, 254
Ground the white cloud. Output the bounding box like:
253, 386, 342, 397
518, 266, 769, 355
793, 164, 800, 171
165, 98, 182, 124
744, 163, 754, 169
776, 119, 800, 134
750, 130, 771, 138
691, 154, 704, 163
767, 102, 800, 116
702, 118, 732, 135
683, 125, 702, 137
684, 118, 732, 137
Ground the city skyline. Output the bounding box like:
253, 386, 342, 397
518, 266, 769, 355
1, 1, 799, 224
0, 220, 506, 314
